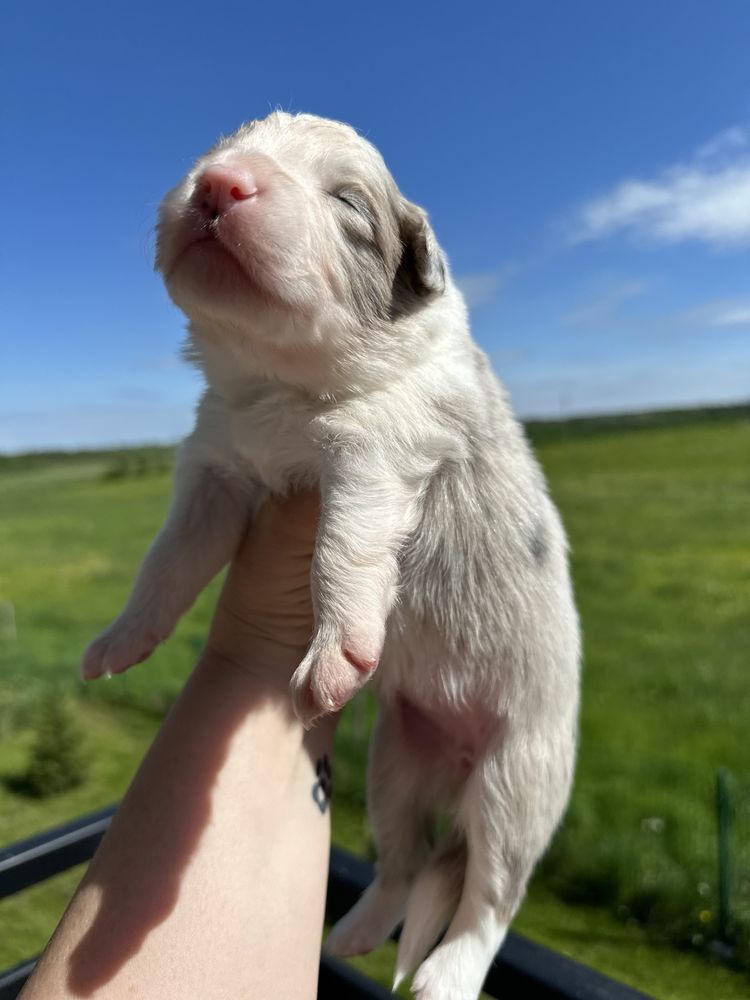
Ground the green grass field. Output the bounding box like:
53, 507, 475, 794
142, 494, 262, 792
1, 405, 749, 998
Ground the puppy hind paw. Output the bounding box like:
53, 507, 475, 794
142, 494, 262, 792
410, 949, 486, 1000
325, 881, 407, 958
325, 919, 380, 959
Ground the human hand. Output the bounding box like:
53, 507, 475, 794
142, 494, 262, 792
205, 488, 321, 694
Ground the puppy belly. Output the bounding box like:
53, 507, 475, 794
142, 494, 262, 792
393, 693, 502, 779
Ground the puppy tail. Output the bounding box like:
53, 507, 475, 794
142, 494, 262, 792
393, 836, 466, 991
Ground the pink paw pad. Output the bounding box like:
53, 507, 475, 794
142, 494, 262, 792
343, 647, 379, 674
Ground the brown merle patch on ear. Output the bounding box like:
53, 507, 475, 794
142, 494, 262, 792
391, 198, 446, 317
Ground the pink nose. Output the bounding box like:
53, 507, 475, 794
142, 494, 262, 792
198, 164, 258, 216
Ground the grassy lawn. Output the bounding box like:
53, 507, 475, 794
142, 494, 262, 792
1, 408, 749, 998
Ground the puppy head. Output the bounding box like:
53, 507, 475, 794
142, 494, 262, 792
156, 112, 447, 381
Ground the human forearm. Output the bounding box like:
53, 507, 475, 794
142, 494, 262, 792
21, 646, 334, 1000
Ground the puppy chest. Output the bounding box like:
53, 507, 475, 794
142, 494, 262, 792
224, 404, 323, 490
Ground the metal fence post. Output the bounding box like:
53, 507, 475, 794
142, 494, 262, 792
716, 767, 732, 942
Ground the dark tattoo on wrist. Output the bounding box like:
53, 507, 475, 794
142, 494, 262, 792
312, 754, 333, 813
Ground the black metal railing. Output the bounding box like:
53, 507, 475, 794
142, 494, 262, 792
0, 805, 651, 999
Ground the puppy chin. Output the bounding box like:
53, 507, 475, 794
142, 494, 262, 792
165, 238, 292, 319
164, 251, 252, 319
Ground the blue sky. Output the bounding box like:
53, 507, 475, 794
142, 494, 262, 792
3, 0, 750, 451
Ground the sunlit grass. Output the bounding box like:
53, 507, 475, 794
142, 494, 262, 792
1, 408, 749, 997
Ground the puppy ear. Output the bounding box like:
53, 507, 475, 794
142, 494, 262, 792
394, 198, 446, 304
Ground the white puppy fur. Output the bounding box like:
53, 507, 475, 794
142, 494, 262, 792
82, 112, 580, 999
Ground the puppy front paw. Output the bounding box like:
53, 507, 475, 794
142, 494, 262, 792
290, 631, 380, 728
81, 615, 166, 681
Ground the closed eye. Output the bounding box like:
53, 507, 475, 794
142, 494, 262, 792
335, 193, 359, 211
329, 190, 372, 223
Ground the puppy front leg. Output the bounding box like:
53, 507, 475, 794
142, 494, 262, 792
290, 451, 422, 727
82, 452, 257, 680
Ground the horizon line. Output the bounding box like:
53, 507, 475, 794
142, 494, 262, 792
2, 397, 748, 460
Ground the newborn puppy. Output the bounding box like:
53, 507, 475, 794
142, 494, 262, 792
82, 112, 580, 1000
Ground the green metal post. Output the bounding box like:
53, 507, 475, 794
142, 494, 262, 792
716, 767, 731, 942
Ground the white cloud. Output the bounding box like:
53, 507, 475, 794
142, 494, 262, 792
712, 305, 750, 327
564, 280, 648, 328
572, 126, 750, 249
456, 265, 515, 309
677, 296, 750, 329
696, 126, 748, 161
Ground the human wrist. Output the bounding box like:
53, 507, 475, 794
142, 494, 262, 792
205, 598, 310, 685
197, 639, 340, 744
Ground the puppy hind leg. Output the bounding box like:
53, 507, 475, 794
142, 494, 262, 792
410, 747, 555, 1000
326, 706, 431, 958
393, 832, 466, 989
